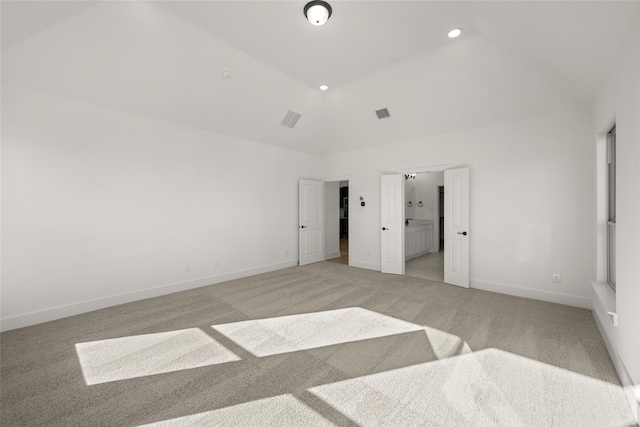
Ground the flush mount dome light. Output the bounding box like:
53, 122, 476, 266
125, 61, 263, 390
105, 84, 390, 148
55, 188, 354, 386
319, 84, 328, 91
304, 1, 332, 26
448, 28, 462, 38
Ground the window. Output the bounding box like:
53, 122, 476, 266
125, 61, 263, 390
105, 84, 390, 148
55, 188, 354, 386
607, 126, 616, 291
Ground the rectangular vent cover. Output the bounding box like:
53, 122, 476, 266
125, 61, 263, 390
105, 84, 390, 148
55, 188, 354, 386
281, 110, 302, 128
376, 108, 391, 119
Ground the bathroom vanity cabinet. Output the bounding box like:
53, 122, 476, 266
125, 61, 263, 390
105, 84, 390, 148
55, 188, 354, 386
405, 221, 434, 260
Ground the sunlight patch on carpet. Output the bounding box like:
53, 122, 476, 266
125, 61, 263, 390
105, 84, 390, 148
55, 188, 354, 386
75, 328, 240, 385
212, 307, 425, 357
308, 348, 633, 426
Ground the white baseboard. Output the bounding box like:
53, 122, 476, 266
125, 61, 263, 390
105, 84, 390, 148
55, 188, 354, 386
349, 259, 380, 271
470, 279, 591, 309
593, 308, 640, 423
0, 260, 298, 332
325, 251, 341, 260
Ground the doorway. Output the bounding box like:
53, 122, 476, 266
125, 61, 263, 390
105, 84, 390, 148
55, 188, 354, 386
403, 172, 444, 282
381, 167, 469, 287
327, 181, 349, 265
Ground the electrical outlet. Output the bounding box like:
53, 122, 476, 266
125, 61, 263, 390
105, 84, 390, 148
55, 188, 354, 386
184, 264, 190, 273
552, 273, 561, 283
215, 260, 220, 268
284, 249, 288, 256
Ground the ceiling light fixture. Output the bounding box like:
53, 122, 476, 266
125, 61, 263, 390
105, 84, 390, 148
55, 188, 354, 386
304, 1, 332, 26
319, 85, 328, 91
448, 28, 462, 38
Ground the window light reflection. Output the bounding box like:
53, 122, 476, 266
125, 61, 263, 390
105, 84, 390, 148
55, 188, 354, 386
75, 328, 240, 385
212, 307, 425, 357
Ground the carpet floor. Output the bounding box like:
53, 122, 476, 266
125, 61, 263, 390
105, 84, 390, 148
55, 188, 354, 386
406, 251, 444, 282
1, 262, 636, 426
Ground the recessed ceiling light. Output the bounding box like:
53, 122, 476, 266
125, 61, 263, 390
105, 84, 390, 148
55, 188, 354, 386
319, 85, 329, 91
448, 28, 462, 39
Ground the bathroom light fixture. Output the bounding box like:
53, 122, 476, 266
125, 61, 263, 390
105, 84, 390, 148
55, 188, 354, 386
319, 84, 329, 91
405, 174, 416, 180
448, 28, 462, 38
304, 1, 332, 26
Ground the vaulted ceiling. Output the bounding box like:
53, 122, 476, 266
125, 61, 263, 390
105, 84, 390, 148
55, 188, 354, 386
2, 1, 638, 155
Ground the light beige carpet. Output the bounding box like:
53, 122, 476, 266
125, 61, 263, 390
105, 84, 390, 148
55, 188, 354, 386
1, 262, 636, 426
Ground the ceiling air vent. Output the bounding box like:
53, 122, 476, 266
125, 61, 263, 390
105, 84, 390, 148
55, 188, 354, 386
375, 108, 391, 119
280, 110, 302, 129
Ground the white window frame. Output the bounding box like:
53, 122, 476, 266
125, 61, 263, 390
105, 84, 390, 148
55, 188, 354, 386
606, 126, 616, 291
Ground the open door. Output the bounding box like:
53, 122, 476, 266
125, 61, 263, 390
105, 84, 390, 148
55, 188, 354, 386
381, 174, 404, 275
299, 179, 324, 266
444, 168, 470, 287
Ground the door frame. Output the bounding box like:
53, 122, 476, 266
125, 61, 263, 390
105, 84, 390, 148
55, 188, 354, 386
323, 175, 351, 266
397, 164, 452, 175
395, 164, 469, 286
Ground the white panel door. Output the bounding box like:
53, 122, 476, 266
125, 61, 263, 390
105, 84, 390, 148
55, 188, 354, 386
381, 174, 404, 275
444, 168, 469, 288
299, 179, 324, 266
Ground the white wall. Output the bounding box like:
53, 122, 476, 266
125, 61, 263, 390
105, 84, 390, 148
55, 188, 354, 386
413, 172, 444, 222
404, 183, 416, 219
1, 86, 321, 330
592, 8, 640, 420
405, 173, 444, 252
322, 109, 594, 308
413, 172, 444, 249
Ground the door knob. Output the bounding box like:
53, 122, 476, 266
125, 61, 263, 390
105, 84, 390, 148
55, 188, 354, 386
382, 227, 387, 231
457, 231, 467, 236
300, 225, 307, 229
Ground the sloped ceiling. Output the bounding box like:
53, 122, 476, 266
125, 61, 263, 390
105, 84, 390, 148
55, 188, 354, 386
152, 1, 477, 90
2, 1, 638, 155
